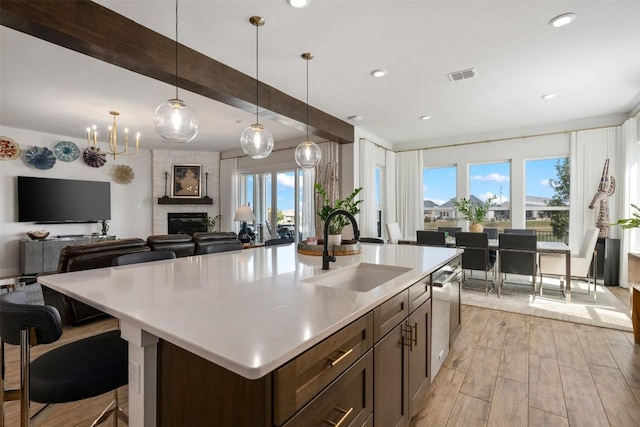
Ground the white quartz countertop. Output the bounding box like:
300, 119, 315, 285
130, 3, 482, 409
38, 244, 461, 379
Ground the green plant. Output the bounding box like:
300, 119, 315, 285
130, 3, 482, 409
612, 204, 640, 229
202, 214, 221, 232
453, 196, 497, 224
315, 183, 363, 234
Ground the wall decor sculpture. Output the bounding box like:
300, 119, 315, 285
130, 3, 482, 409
588, 158, 616, 238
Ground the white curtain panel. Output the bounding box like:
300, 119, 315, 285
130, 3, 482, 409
300, 166, 316, 240
220, 157, 238, 233
359, 139, 377, 237
395, 151, 424, 241
385, 150, 397, 240
617, 117, 639, 287
569, 126, 620, 251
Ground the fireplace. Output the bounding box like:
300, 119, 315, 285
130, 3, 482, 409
168, 212, 207, 235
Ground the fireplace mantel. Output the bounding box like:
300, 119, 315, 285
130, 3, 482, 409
157, 196, 213, 205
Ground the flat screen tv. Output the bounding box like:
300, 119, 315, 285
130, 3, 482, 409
18, 176, 111, 223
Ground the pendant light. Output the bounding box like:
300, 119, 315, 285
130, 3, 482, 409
294, 53, 322, 169
240, 16, 274, 159
153, 0, 199, 143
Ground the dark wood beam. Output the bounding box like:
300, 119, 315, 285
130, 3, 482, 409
0, 0, 354, 144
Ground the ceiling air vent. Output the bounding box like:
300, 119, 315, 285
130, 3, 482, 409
447, 68, 477, 82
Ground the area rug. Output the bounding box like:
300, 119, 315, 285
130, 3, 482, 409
461, 276, 632, 332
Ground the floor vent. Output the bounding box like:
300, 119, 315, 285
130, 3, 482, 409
448, 67, 477, 82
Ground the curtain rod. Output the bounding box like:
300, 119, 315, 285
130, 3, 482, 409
359, 137, 391, 151
393, 122, 627, 153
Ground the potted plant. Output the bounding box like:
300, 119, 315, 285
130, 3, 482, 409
202, 214, 221, 232
453, 196, 497, 232
315, 183, 362, 246
612, 204, 640, 229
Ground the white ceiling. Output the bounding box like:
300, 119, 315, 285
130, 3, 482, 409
1, 0, 639, 154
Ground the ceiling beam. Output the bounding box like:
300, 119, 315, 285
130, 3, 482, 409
0, 0, 354, 144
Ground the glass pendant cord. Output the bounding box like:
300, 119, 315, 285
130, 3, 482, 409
174, 0, 179, 100
305, 54, 309, 141
254, 18, 260, 124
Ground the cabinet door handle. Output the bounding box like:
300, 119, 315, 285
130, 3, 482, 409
412, 321, 418, 347
325, 407, 353, 426
328, 348, 353, 367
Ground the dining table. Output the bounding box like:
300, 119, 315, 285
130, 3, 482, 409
398, 237, 573, 303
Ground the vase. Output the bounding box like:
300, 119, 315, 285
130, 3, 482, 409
327, 234, 342, 247
469, 223, 484, 233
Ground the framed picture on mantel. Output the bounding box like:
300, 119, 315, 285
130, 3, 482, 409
172, 164, 201, 198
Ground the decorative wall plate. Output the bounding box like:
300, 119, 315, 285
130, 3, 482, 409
25, 146, 56, 170
54, 141, 80, 162
0, 136, 21, 160
83, 146, 107, 168
114, 164, 134, 184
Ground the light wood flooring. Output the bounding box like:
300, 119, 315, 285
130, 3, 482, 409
411, 287, 640, 427
2, 287, 638, 426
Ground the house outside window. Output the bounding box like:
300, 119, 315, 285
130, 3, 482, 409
423, 166, 457, 230
525, 157, 570, 243
469, 162, 511, 229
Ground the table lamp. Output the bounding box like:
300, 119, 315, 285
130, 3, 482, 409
234, 205, 255, 244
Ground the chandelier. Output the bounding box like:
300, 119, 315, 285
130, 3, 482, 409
86, 111, 140, 159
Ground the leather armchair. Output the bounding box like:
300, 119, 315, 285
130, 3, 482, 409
146, 234, 196, 257
192, 231, 239, 255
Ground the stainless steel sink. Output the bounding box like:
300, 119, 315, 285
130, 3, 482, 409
305, 263, 411, 292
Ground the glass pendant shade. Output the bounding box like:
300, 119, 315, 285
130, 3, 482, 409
240, 123, 274, 159
295, 140, 321, 168
153, 98, 199, 143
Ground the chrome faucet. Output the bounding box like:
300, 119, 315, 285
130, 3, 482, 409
322, 209, 360, 270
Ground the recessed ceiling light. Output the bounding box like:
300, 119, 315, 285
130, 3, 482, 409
541, 93, 556, 100
347, 115, 363, 122
548, 13, 576, 28
286, 0, 310, 8
420, 115, 432, 120
371, 69, 387, 78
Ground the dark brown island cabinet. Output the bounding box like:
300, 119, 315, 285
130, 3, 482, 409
158, 256, 462, 426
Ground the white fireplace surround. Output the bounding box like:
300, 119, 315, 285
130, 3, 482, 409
152, 150, 220, 235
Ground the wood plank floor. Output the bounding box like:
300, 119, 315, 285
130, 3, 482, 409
2, 287, 638, 426
411, 287, 640, 427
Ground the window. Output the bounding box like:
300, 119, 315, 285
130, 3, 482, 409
469, 162, 511, 229
423, 166, 456, 230
238, 171, 292, 242
525, 158, 570, 243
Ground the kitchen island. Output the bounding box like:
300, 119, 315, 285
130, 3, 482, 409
38, 243, 462, 426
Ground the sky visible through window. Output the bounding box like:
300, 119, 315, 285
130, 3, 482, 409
423, 159, 564, 205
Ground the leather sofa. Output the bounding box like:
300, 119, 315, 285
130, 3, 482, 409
42, 233, 239, 326
42, 238, 150, 326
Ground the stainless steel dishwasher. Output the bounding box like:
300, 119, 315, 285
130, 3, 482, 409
431, 259, 462, 379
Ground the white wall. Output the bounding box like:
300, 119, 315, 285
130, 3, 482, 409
0, 126, 153, 277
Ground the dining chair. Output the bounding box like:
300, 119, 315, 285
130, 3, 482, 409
483, 227, 499, 239
539, 227, 599, 301
455, 232, 496, 295
359, 237, 385, 244
386, 223, 403, 244
0, 291, 128, 427
264, 237, 294, 246
498, 233, 538, 299
112, 250, 176, 266
504, 228, 536, 235
437, 227, 462, 237
202, 240, 244, 253
416, 230, 446, 247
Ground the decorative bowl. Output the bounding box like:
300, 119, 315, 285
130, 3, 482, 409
27, 230, 49, 240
